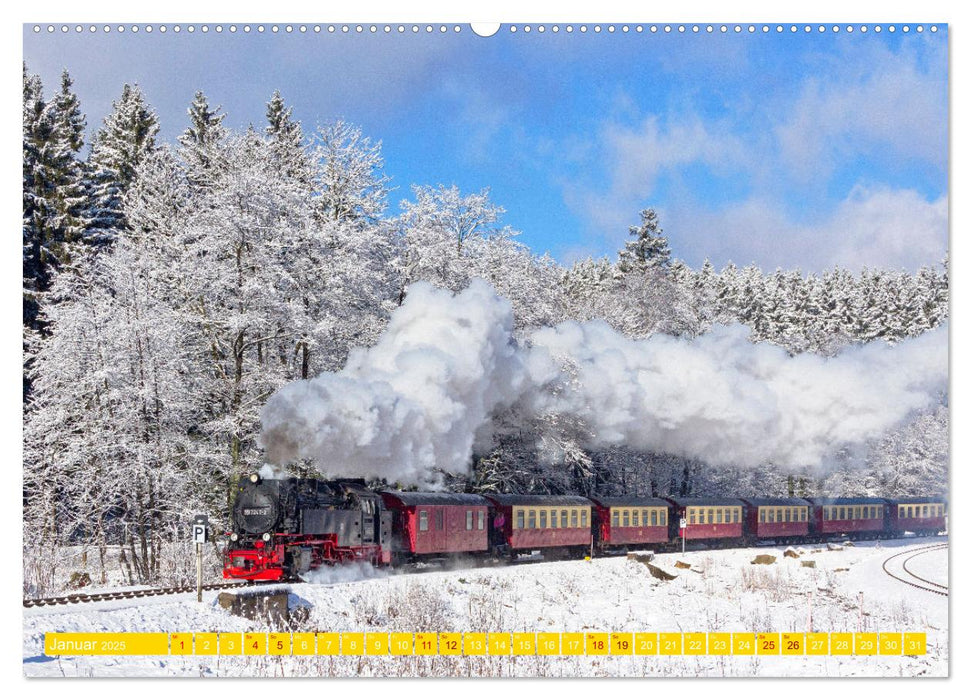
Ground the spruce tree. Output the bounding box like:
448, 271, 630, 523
265, 90, 308, 183
617, 208, 671, 274
23, 66, 88, 330
178, 90, 226, 184
85, 84, 159, 244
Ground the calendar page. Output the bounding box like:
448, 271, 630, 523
22, 18, 948, 679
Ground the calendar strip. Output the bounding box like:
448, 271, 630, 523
43, 631, 926, 656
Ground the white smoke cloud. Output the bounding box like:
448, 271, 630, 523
525, 320, 948, 470
260, 280, 527, 488
260, 281, 948, 486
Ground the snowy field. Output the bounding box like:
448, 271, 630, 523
23, 536, 948, 678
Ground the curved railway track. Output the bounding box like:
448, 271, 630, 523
23, 580, 254, 609
881, 543, 948, 597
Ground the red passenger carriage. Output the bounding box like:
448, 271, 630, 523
885, 497, 946, 536
588, 496, 671, 550
379, 491, 490, 563
483, 494, 593, 557
806, 497, 886, 539
741, 497, 812, 543
667, 497, 745, 545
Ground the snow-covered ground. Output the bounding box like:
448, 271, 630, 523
23, 536, 948, 678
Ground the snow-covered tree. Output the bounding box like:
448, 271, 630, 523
85, 83, 159, 244
178, 90, 226, 185
265, 90, 309, 185
617, 208, 671, 274
396, 184, 508, 299
312, 120, 390, 226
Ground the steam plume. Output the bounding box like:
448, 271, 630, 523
260, 280, 948, 487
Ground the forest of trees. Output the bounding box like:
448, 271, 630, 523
22, 65, 949, 590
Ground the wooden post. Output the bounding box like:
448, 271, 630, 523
196, 542, 203, 603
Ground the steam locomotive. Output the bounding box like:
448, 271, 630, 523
223, 474, 946, 581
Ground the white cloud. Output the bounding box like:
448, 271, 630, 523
775, 40, 947, 180
560, 38, 947, 269
562, 115, 750, 236
666, 185, 948, 272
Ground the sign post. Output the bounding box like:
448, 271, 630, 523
192, 515, 209, 603
680, 516, 687, 556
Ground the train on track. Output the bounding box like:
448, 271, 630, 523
223, 474, 946, 582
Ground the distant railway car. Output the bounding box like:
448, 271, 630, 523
741, 498, 812, 543
588, 496, 671, 550
886, 497, 946, 536
483, 494, 593, 556
378, 491, 491, 563
806, 497, 887, 539
668, 497, 745, 544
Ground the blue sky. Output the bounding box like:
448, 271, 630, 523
23, 23, 948, 272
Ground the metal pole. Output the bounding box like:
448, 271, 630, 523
196, 542, 203, 603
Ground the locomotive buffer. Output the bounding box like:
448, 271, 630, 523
192, 515, 209, 602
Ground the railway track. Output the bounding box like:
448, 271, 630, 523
26, 535, 947, 608
881, 543, 948, 597
23, 580, 254, 609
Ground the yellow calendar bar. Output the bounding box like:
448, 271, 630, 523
41, 631, 929, 656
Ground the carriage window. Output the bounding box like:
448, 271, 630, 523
516, 510, 524, 530
922, 505, 928, 517
661, 510, 667, 526
551, 510, 558, 528
436, 510, 444, 530
581, 509, 588, 527
528, 510, 536, 529
698, 510, 705, 525
539, 510, 547, 528
466, 510, 473, 530
689, 511, 696, 525
759, 509, 766, 523
419, 511, 429, 531
768, 509, 775, 523
648, 510, 655, 526
632, 510, 639, 527
619, 510, 627, 527
572, 510, 578, 527
612, 510, 620, 527
562, 510, 568, 527
837, 507, 844, 520
714, 509, 721, 524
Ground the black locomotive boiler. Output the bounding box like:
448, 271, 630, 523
224, 475, 391, 580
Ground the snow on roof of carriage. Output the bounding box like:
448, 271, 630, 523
378, 491, 491, 506
483, 494, 593, 506
740, 497, 813, 506
804, 497, 889, 505
587, 496, 672, 508
666, 497, 747, 506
